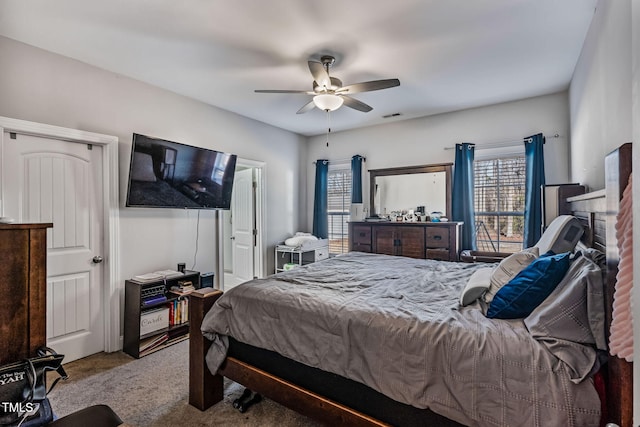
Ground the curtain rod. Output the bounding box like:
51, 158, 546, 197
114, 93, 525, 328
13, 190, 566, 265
313, 155, 366, 165
443, 133, 561, 151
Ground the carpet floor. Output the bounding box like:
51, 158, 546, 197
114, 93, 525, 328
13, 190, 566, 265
47, 340, 320, 426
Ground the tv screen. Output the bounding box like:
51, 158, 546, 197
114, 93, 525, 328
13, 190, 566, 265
125, 133, 237, 210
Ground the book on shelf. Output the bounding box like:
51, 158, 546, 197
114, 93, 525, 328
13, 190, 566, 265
139, 332, 168, 353
130, 269, 184, 284
170, 280, 195, 295
153, 269, 184, 279
168, 298, 189, 326
141, 294, 167, 306
165, 334, 189, 347
130, 272, 163, 284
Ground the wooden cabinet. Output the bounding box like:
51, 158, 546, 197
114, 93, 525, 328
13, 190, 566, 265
0, 223, 52, 365
350, 224, 373, 253
425, 226, 454, 261
542, 184, 586, 227
124, 271, 200, 358
373, 225, 425, 258
349, 221, 462, 261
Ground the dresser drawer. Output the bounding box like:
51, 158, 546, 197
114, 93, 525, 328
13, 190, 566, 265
352, 225, 372, 245
315, 247, 329, 261
351, 243, 372, 253
426, 227, 450, 248
426, 248, 450, 261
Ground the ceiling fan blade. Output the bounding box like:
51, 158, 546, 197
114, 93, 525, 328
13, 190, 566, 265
255, 89, 314, 94
308, 61, 331, 89
341, 96, 373, 112
337, 79, 400, 94
296, 100, 316, 114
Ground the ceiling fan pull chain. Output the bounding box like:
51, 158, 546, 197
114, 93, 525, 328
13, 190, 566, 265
326, 110, 331, 147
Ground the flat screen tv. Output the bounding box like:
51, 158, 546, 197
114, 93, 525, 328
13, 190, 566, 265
125, 133, 237, 210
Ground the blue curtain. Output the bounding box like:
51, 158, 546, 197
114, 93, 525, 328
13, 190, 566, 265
313, 160, 329, 239
351, 155, 364, 203
452, 143, 476, 251
523, 133, 546, 248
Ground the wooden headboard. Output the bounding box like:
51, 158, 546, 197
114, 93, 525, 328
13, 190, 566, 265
567, 142, 632, 427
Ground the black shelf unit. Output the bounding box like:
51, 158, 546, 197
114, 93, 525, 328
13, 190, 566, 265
123, 270, 200, 358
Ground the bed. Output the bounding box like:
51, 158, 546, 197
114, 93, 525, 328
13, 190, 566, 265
188, 143, 632, 427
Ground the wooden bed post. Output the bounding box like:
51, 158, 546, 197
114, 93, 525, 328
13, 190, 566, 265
189, 287, 224, 410
604, 142, 633, 427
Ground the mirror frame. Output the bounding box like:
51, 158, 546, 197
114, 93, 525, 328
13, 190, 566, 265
369, 163, 453, 217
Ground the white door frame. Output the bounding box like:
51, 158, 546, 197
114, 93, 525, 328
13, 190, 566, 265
217, 158, 266, 289
0, 116, 121, 353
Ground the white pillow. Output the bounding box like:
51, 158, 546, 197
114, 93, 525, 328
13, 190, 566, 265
460, 267, 494, 306
284, 234, 318, 247
534, 215, 584, 255
484, 247, 539, 304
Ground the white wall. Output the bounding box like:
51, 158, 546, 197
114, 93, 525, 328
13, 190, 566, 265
0, 36, 306, 332
305, 92, 571, 228
569, 0, 633, 190
570, 0, 640, 422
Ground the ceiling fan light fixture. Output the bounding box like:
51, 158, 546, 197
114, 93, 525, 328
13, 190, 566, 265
313, 94, 343, 111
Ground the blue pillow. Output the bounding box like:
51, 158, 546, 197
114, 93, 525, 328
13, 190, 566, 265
486, 252, 573, 319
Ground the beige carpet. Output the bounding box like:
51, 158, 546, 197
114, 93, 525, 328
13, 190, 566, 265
47, 340, 321, 426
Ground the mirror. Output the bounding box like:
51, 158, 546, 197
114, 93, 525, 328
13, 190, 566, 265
369, 163, 452, 218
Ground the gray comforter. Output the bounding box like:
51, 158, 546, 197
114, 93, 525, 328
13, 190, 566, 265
201, 252, 601, 426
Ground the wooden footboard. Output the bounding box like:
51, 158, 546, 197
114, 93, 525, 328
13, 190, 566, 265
188, 287, 224, 410
187, 286, 391, 425
220, 357, 390, 427
188, 290, 463, 426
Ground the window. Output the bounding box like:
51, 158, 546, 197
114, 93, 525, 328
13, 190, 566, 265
327, 166, 352, 254
474, 156, 525, 253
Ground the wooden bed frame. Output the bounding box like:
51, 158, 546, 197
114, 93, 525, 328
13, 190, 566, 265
188, 142, 633, 427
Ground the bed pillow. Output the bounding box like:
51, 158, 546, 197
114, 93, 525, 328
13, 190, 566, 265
484, 247, 539, 304
486, 251, 573, 319
459, 267, 493, 306
524, 252, 606, 382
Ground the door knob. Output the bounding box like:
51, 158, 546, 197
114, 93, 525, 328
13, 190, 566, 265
92, 256, 103, 264
230, 236, 236, 240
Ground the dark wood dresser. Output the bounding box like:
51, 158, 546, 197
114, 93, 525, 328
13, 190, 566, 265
0, 223, 52, 364
349, 221, 462, 261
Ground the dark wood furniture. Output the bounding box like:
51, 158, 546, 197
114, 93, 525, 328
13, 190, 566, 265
188, 143, 632, 427
564, 142, 632, 427
369, 163, 452, 218
459, 250, 511, 263
349, 221, 462, 261
123, 270, 200, 358
0, 223, 52, 365
189, 288, 399, 426
603, 142, 632, 427
542, 183, 586, 227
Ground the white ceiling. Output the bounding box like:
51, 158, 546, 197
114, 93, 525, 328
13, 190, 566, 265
0, 0, 597, 136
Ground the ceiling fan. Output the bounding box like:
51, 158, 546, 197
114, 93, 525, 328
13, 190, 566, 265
255, 55, 400, 114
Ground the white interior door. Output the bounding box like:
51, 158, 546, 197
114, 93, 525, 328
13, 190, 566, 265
225, 168, 255, 290
2, 132, 104, 362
